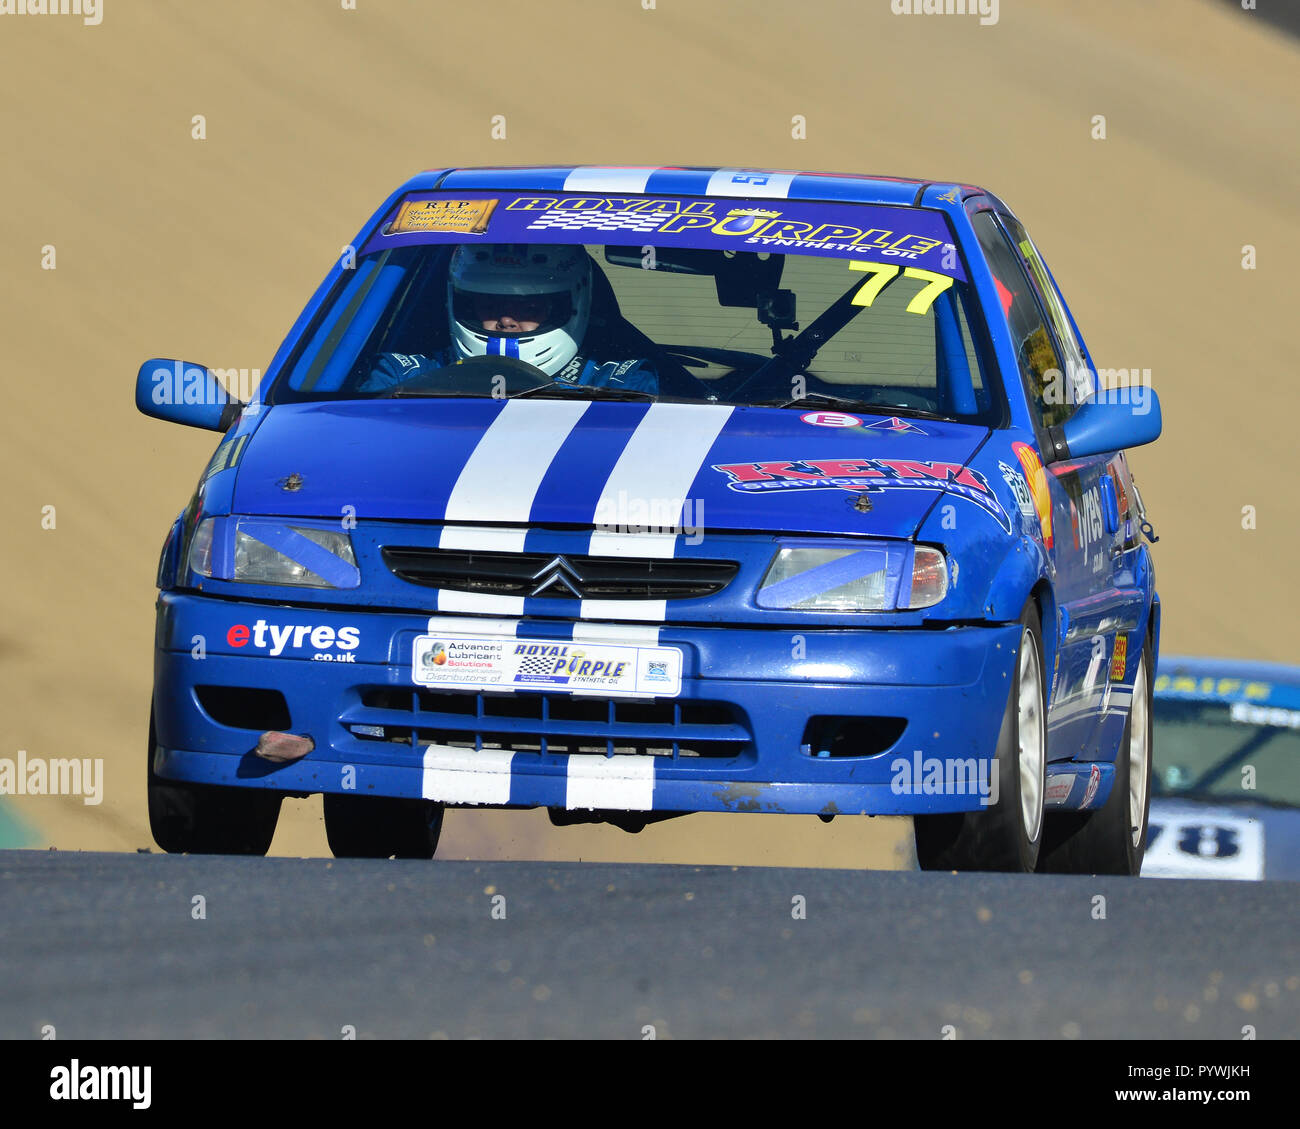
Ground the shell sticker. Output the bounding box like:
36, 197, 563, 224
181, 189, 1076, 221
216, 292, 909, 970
1011, 441, 1053, 549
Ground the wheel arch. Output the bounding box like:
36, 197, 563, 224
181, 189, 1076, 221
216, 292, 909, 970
982, 538, 1057, 703
1029, 578, 1058, 704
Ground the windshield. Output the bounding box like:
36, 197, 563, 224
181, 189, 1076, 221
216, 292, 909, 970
271, 192, 996, 422
1153, 698, 1300, 807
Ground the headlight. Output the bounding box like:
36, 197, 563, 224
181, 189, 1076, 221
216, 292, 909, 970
189, 518, 360, 588
757, 542, 947, 611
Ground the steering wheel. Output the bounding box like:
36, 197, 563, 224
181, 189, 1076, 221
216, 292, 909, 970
380, 355, 553, 397
642, 343, 719, 400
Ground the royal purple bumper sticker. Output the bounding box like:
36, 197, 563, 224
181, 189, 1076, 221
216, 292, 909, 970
412, 635, 683, 697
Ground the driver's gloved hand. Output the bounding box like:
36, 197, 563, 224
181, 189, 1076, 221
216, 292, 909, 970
562, 357, 659, 395
360, 352, 445, 393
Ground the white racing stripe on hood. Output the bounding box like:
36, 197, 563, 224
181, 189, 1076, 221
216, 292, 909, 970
439, 526, 531, 553
566, 754, 655, 811
444, 399, 592, 531
587, 402, 734, 559
563, 167, 659, 194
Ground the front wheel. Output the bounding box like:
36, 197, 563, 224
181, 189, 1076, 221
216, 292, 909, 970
914, 602, 1046, 873
1037, 637, 1153, 875
323, 792, 446, 859
147, 708, 282, 855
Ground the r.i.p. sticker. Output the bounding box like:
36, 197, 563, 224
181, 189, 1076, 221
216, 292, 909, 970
388, 198, 498, 235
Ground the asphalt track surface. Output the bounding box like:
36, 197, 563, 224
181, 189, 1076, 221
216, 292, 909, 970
0, 2, 1295, 1051
1, 852, 1295, 1039
6, 1, 1300, 866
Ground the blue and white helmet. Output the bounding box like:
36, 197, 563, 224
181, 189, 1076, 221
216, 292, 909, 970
448, 244, 591, 376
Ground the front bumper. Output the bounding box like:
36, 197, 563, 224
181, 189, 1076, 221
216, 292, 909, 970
152, 593, 1021, 815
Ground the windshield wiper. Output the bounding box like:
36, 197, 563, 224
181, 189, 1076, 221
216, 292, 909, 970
380, 384, 656, 401
386, 388, 485, 398
758, 392, 874, 411
757, 393, 955, 422
509, 383, 657, 401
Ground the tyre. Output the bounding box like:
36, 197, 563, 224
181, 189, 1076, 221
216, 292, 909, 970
323, 792, 446, 859
1037, 636, 1153, 875
147, 707, 282, 855
914, 601, 1046, 872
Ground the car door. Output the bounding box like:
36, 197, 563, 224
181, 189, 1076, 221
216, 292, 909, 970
970, 210, 1116, 760
1001, 213, 1148, 763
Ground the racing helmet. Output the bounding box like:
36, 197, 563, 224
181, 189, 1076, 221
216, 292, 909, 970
448, 243, 591, 376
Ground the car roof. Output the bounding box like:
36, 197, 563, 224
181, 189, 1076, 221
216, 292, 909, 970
397, 165, 1002, 210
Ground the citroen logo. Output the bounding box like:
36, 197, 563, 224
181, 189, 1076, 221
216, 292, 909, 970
529, 555, 584, 598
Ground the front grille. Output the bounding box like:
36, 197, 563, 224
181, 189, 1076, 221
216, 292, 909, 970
382, 547, 737, 601
341, 688, 752, 761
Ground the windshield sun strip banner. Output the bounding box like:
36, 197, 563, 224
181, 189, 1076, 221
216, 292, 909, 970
359, 191, 966, 280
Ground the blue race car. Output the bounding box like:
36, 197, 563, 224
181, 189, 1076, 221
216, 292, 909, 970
1143, 656, 1300, 881
138, 165, 1163, 872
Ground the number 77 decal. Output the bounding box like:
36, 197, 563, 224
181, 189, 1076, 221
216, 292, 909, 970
849, 261, 955, 314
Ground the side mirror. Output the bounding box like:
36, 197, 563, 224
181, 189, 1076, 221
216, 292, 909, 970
1047, 387, 1162, 461
136, 359, 243, 431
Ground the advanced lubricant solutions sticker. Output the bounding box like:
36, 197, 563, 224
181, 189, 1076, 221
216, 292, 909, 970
412, 634, 683, 697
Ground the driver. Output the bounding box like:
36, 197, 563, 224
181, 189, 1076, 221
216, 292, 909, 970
361, 243, 658, 394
